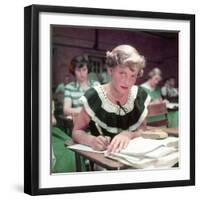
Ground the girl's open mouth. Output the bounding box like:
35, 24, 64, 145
120, 86, 128, 90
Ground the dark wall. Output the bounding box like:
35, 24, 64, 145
52, 26, 178, 88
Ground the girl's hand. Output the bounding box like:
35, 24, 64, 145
90, 135, 111, 151
107, 131, 132, 154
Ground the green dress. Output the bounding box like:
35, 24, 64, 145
80, 85, 151, 138
52, 127, 86, 173
141, 84, 178, 128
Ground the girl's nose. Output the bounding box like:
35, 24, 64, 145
80, 71, 84, 75
122, 79, 129, 87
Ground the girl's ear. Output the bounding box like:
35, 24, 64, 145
107, 67, 113, 76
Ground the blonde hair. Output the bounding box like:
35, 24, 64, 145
105, 44, 146, 77
148, 68, 162, 79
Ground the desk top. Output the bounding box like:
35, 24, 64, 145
65, 127, 178, 170
146, 126, 178, 136
65, 140, 129, 170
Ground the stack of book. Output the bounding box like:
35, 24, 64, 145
105, 136, 179, 169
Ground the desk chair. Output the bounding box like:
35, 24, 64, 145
54, 115, 73, 135
147, 102, 168, 127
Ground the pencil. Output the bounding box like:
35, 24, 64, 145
95, 122, 104, 136
95, 123, 110, 146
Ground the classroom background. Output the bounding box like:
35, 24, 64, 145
52, 26, 178, 90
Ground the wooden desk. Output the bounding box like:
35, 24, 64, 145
64, 139, 129, 171
146, 126, 178, 136
65, 127, 178, 171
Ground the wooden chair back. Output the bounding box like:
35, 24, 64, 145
147, 102, 168, 127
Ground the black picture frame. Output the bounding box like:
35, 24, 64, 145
24, 4, 195, 195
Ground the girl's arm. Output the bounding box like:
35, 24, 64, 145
72, 109, 109, 151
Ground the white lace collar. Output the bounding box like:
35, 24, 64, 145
93, 85, 138, 116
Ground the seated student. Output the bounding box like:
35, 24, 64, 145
72, 44, 151, 153
141, 68, 163, 104
141, 69, 178, 128
161, 77, 179, 128
140, 68, 166, 126
161, 77, 178, 102
63, 54, 100, 117
55, 73, 72, 95
53, 73, 73, 131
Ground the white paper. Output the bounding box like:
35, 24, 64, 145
154, 152, 179, 168
67, 137, 178, 155
120, 136, 178, 156
145, 146, 177, 158
106, 153, 156, 168
107, 147, 179, 169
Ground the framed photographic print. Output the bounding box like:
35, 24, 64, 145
24, 4, 195, 195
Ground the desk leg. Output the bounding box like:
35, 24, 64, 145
75, 152, 82, 172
